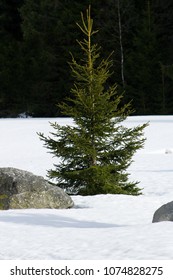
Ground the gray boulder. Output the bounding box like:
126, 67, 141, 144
0, 167, 74, 209
152, 201, 173, 223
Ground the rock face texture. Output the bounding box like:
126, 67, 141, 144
0, 167, 74, 209
152, 201, 173, 223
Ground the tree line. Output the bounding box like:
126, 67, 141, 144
1, 0, 173, 117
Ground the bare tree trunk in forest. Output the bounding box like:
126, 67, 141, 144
117, 0, 125, 87
160, 64, 166, 114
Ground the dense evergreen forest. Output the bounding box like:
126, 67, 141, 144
0, 0, 173, 117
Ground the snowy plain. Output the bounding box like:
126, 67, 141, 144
0, 116, 173, 260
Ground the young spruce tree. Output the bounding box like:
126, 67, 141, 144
38, 6, 148, 195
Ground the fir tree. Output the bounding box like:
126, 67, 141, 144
38, 6, 148, 195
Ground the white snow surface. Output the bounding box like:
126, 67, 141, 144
0, 116, 173, 260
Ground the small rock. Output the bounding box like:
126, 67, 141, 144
152, 201, 173, 223
165, 149, 172, 154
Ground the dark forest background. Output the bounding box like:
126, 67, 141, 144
1, 0, 173, 117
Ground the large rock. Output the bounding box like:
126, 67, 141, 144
0, 167, 74, 209
152, 201, 173, 223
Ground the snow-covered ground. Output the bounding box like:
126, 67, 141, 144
0, 116, 173, 260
